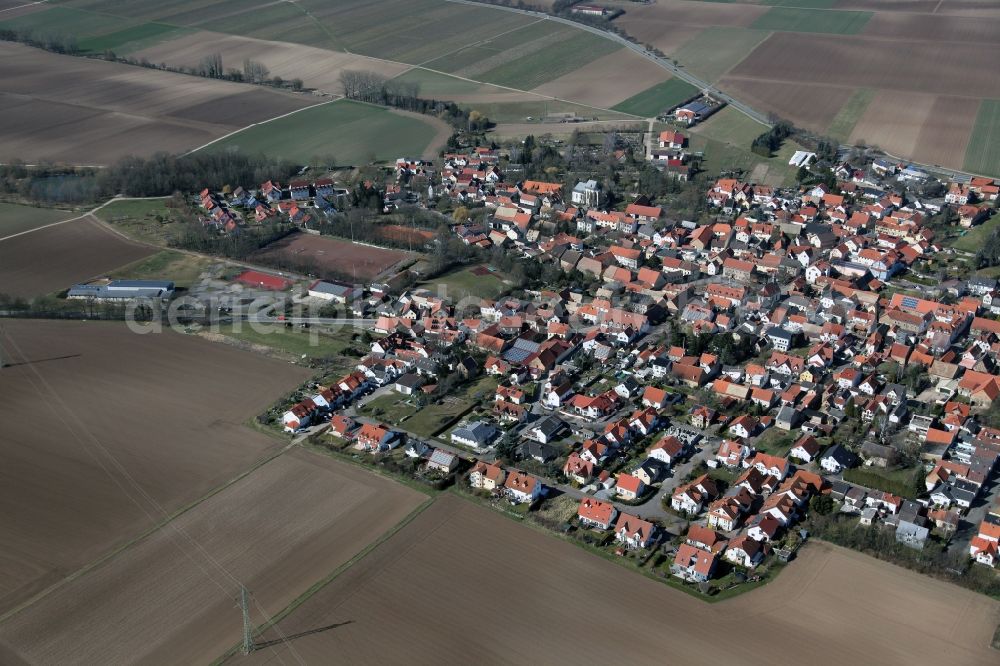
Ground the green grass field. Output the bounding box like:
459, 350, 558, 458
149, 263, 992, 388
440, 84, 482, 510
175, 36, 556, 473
0, 6, 138, 41
310, 0, 534, 64
689, 130, 801, 187
420, 20, 572, 74
77, 22, 190, 54
216, 322, 363, 359
0, 203, 73, 238
393, 69, 523, 100
95, 198, 185, 245
611, 78, 699, 117
360, 375, 497, 438
202, 100, 442, 165
951, 214, 1000, 252
109, 250, 213, 288
964, 99, 1000, 178
691, 106, 768, 145
422, 265, 509, 301
477, 32, 621, 90
763, 0, 838, 7
672, 27, 772, 83
826, 88, 874, 143
460, 99, 631, 124
751, 7, 873, 34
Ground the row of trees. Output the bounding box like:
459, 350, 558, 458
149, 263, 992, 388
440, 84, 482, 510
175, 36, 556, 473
805, 513, 1000, 599
97, 152, 301, 198
0, 28, 78, 54
340, 70, 492, 131
96, 49, 303, 90
0, 152, 302, 206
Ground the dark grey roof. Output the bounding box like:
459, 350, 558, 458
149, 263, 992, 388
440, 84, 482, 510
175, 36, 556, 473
532, 415, 567, 438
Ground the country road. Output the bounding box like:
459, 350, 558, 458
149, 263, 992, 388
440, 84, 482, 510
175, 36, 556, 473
445, 0, 988, 182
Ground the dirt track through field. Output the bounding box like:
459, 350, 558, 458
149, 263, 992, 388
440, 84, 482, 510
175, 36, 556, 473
0, 320, 310, 613
241, 494, 1000, 665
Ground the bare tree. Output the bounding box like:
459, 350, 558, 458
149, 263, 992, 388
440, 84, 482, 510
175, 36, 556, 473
199, 53, 223, 79
242, 59, 270, 84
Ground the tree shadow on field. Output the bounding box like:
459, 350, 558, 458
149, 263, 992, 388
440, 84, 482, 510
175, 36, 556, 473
254, 621, 354, 649
1, 353, 81, 369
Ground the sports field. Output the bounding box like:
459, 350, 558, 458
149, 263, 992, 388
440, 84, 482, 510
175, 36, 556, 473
201, 99, 448, 164
0, 203, 73, 238
964, 99, 1000, 177
751, 7, 873, 33
612, 78, 699, 117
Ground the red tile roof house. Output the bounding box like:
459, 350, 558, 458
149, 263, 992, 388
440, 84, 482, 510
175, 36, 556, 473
671, 474, 719, 515
469, 460, 507, 491
672, 543, 718, 582
354, 423, 400, 453
686, 524, 728, 554
707, 497, 744, 532
615, 513, 656, 549
282, 398, 318, 432
563, 452, 596, 485
647, 435, 687, 466
724, 535, 765, 569
504, 470, 542, 504
641, 386, 669, 409
577, 498, 618, 530
615, 473, 646, 501
789, 434, 823, 463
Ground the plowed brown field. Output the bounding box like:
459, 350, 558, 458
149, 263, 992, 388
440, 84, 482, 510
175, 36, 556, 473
0, 216, 153, 298
0, 42, 314, 164
0, 320, 311, 614
849, 91, 976, 167
533, 48, 670, 109
134, 31, 411, 96
0, 448, 426, 665
240, 494, 1000, 665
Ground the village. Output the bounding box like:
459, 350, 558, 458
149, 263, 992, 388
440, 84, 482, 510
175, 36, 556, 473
172, 133, 1000, 597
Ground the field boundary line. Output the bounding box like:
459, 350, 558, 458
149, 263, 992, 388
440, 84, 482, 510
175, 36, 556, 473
0, 195, 169, 244
0, 437, 302, 626
211, 490, 440, 665
0, 1, 45, 14
183, 97, 343, 156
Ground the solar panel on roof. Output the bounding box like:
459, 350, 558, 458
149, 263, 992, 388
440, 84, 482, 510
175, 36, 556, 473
901, 296, 919, 309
